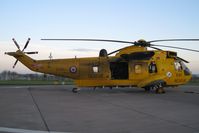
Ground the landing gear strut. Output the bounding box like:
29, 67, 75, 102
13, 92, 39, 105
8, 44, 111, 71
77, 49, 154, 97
144, 87, 151, 92
144, 82, 166, 94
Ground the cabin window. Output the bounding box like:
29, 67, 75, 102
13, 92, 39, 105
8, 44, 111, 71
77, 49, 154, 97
149, 61, 157, 73
135, 64, 142, 74
93, 66, 99, 73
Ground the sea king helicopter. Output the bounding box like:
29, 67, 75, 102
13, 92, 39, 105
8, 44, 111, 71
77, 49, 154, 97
5, 38, 199, 93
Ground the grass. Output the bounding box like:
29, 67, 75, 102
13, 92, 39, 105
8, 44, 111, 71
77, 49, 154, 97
187, 79, 199, 85
0, 80, 74, 85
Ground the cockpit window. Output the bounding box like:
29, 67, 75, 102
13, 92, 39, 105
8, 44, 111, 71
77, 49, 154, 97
180, 61, 191, 75
174, 61, 182, 71
174, 60, 191, 75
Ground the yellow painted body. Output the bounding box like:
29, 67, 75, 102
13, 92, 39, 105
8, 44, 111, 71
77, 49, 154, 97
7, 45, 192, 88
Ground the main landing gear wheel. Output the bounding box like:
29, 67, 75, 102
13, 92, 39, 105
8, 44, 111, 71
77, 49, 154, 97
72, 88, 79, 93
155, 87, 165, 94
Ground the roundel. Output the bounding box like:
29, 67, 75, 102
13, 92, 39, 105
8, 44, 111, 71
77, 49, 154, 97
69, 66, 77, 73
166, 72, 172, 78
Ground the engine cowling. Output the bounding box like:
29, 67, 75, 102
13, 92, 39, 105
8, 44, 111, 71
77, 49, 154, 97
99, 49, 108, 57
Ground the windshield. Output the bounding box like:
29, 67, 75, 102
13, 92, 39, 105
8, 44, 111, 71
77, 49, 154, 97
179, 61, 191, 75
174, 60, 191, 75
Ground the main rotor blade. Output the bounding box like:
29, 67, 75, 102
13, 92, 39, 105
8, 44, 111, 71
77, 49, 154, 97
108, 48, 125, 55
149, 46, 162, 50
22, 38, 31, 52
151, 44, 199, 52
13, 59, 18, 68
12, 38, 20, 50
41, 39, 134, 44
108, 46, 163, 56
148, 39, 199, 43
176, 57, 189, 63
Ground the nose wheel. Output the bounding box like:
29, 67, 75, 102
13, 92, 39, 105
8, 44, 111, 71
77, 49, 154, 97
72, 88, 80, 93
155, 82, 165, 94
155, 87, 165, 94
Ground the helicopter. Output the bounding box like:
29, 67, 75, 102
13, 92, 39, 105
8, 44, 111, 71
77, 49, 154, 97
5, 38, 199, 93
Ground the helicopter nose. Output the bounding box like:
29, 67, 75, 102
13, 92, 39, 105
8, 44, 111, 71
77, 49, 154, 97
184, 68, 191, 76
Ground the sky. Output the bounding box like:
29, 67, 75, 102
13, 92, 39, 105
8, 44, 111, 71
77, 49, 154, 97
0, 0, 199, 74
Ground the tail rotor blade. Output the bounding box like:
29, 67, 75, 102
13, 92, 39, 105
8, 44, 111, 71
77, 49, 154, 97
12, 38, 20, 50
13, 59, 18, 68
22, 38, 31, 51
25, 51, 38, 54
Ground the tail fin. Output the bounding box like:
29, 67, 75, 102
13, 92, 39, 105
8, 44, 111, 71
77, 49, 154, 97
5, 50, 38, 71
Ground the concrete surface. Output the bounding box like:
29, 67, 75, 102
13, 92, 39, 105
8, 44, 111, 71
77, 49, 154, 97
0, 85, 199, 133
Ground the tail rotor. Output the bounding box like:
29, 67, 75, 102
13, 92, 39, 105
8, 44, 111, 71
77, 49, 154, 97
10, 38, 38, 68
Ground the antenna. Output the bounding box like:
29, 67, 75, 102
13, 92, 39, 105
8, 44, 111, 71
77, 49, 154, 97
49, 52, 53, 60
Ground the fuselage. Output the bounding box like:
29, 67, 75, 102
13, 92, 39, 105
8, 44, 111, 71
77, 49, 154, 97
6, 46, 192, 88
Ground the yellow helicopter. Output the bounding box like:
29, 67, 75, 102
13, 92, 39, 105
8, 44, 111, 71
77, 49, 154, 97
5, 38, 199, 93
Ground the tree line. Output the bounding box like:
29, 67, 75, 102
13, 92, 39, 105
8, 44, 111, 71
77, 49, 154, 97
0, 70, 67, 81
